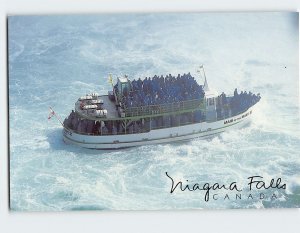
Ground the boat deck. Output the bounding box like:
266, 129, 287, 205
102, 95, 119, 118
75, 95, 119, 120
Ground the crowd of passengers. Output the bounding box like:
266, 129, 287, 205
117, 73, 205, 109
63, 111, 119, 135
63, 111, 142, 135
215, 88, 261, 119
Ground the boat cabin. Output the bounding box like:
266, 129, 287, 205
116, 76, 131, 99
203, 76, 218, 122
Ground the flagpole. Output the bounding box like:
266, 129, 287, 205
49, 107, 64, 127
109, 73, 119, 104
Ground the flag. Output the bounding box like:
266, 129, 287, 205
108, 74, 113, 84
197, 65, 204, 73
48, 107, 55, 120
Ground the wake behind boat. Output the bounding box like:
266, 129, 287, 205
61, 66, 261, 149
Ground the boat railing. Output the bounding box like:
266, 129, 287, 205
64, 118, 207, 136
123, 98, 205, 117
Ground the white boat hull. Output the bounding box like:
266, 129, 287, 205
63, 105, 256, 149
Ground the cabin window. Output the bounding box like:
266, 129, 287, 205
207, 98, 215, 106
122, 82, 130, 95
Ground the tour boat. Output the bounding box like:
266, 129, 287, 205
60, 66, 261, 149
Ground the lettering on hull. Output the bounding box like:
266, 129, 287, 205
224, 110, 252, 125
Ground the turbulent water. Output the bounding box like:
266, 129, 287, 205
8, 13, 300, 211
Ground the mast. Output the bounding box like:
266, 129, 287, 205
197, 64, 209, 92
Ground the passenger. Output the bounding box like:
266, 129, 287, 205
82, 120, 88, 133
86, 120, 94, 134
94, 121, 100, 134
102, 126, 108, 135
118, 125, 123, 134
171, 115, 179, 126
157, 117, 163, 128
180, 114, 188, 125
194, 110, 201, 123
76, 120, 82, 133
163, 116, 171, 128
234, 88, 238, 97
112, 126, 117, 135
151, 118, 157, 129
129, 125, 134, 134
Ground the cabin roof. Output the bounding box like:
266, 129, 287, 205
118, 77, 129, 83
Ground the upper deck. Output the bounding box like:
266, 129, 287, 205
123, 98, 205, 118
